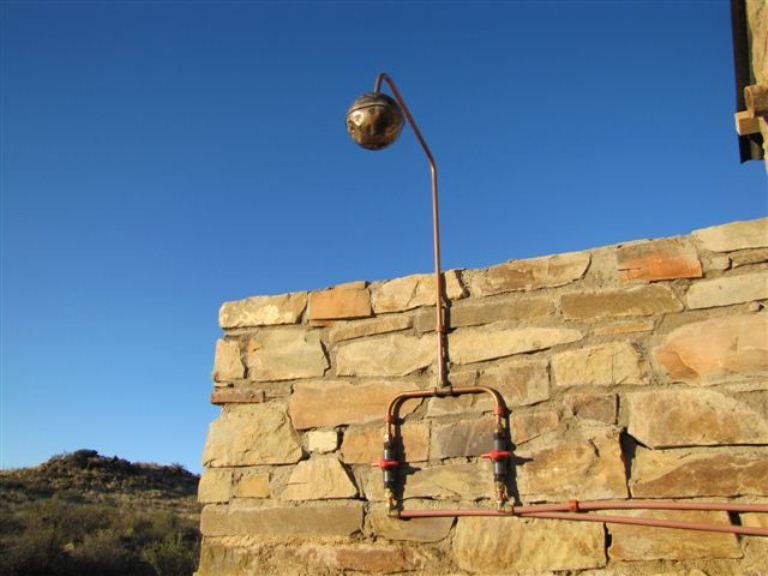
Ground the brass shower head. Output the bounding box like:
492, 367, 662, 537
345, 92, 404, 150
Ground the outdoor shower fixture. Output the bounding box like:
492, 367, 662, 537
343, 73, 768, 536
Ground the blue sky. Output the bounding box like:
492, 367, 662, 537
1, 1, 766, 473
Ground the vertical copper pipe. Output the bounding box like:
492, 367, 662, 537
373, 73, 447, 388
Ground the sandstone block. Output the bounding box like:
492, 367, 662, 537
371, 270, 465, 313
565, 393, 617, 425
561, 285, 683, 320
308, 282, 372, 320
281, 457, 358, 500
440, 295, 555, 329
608, 510, 741, 561
654, 314, 768, 385
469, 251, 590, 296
553, 341, 647, 387
626, 389, 768, 448
335, 333, 434, 377
333, 544, 426, 574
200, 501, 363, 537
516, 429, 628, 501
731, 247, 768, 268
617, 238, 702, 282
197, 469, 233, 503
341, 423, 429, 464
510, 409, 561, 444
202, 404, 302, 467
210, 387, 265, 405
328, 315, 412, 344
450, 325, 583, 364
686, 271, 768, 309
367, 508, 454, 542
306, 429, 339, 453
453, 516, 605, 573
289, 380, 420, 429
245, 329, 328, 381
630, 446, 768, 498
692, 218, 768, 252
233, 471, 270, 498
430, 418, 495, 459
211, 339, 245, 383
404, 462, 491, 500
593, 319, 654, 336
219, 291, 307, 328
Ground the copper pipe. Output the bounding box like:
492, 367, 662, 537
373, 73, 447, 388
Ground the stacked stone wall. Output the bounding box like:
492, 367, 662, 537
198, 217, 768, 576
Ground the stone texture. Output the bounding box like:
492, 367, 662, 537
289, 380, 421, 429
367, 508, 454, 543
510, 409, 561, 444
516, 429, 628, 501
333, 544, 426, 574
450, 325, 583, 364
654, 314, 768, 385
686, 271, 768, 309
403, 462, 490, 500
306, 430, 339, 453
561, 285, 683, 320
198, 469, 233, 503
469, 251, 590, 296
565, 393, 617, 424
328, 315, 412, 344
219, 292, 307, 329
335, 333, 433, 377
441, 296, 555, 329
371, 270, 465, 313
202, 404, 302, 467
553, 341, 647, 387
453, 516, 605, 573
627, 388, 768, 448
341, 424, 429, 464
692, 218, 768, 252
281, 457, 358, 500
630, 447, 768, 498
608, 510, 741, 560
212, 339, 245, 383
210, 387, 265, 405
200, 501, 363, 537
731, 247, 768, 267
617, 238, 702, 282
233, 472, 270, 499
308, 281, 372, 320
430, 418, 495, 459
245, 329, 327, 381
593, 319, 655, 336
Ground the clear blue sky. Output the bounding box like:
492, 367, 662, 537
1, 1, 766, 473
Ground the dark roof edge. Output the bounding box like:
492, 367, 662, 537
731, 0, 764, 162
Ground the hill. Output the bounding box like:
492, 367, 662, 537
0, 450, 200, 576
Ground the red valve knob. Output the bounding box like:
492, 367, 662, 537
373, 459, 399, 469
481, 450, 511, 462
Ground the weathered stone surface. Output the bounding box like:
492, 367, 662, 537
442, 296, 555, 329
281, 457, 357, 500
686, 271, 768, 309
430, 418, 495, 459
654, 314, 768, 385
210, 387, 265, 405
233, 471, 270, 498
453, 516, 605, 573
450, 325, 583, 364
553, 342, 647, 387
289, 380, 420, 429
510, 409, 561, 444
308, 282, 372, 320
341, 424, 429, 464
404, 462, 490, 500
626, 389, 768, 448
306, 430, 339, 453
469, 251, 590, 296
367, 508, 454, 542
630, 447, 768, 498
517, 429, 628, 501
565, 393, 617, 424
335, 333, 433, 377
328, 315, 412, 344
593, 319, 655, 336
608, 510, 741, 560
617, 238, 702, 282
692, 218, 768, 252
333, 544, 426, 573
202, 404, 302, 467
219, 292, 307, 328
371, 270, 465, 313
212, 339, 245, 383
200, 501, 363, 537
561, 285, 683, 320
198, 469, 233, 503
731, 247, 768, 268
245, 329, 328, 381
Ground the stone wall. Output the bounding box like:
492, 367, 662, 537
198, 217, 768, 576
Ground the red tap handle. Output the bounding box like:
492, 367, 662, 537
481, 450, 511, 462
373, 459, 399, 469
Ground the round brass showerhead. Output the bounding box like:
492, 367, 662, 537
345, 92, 404, 150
